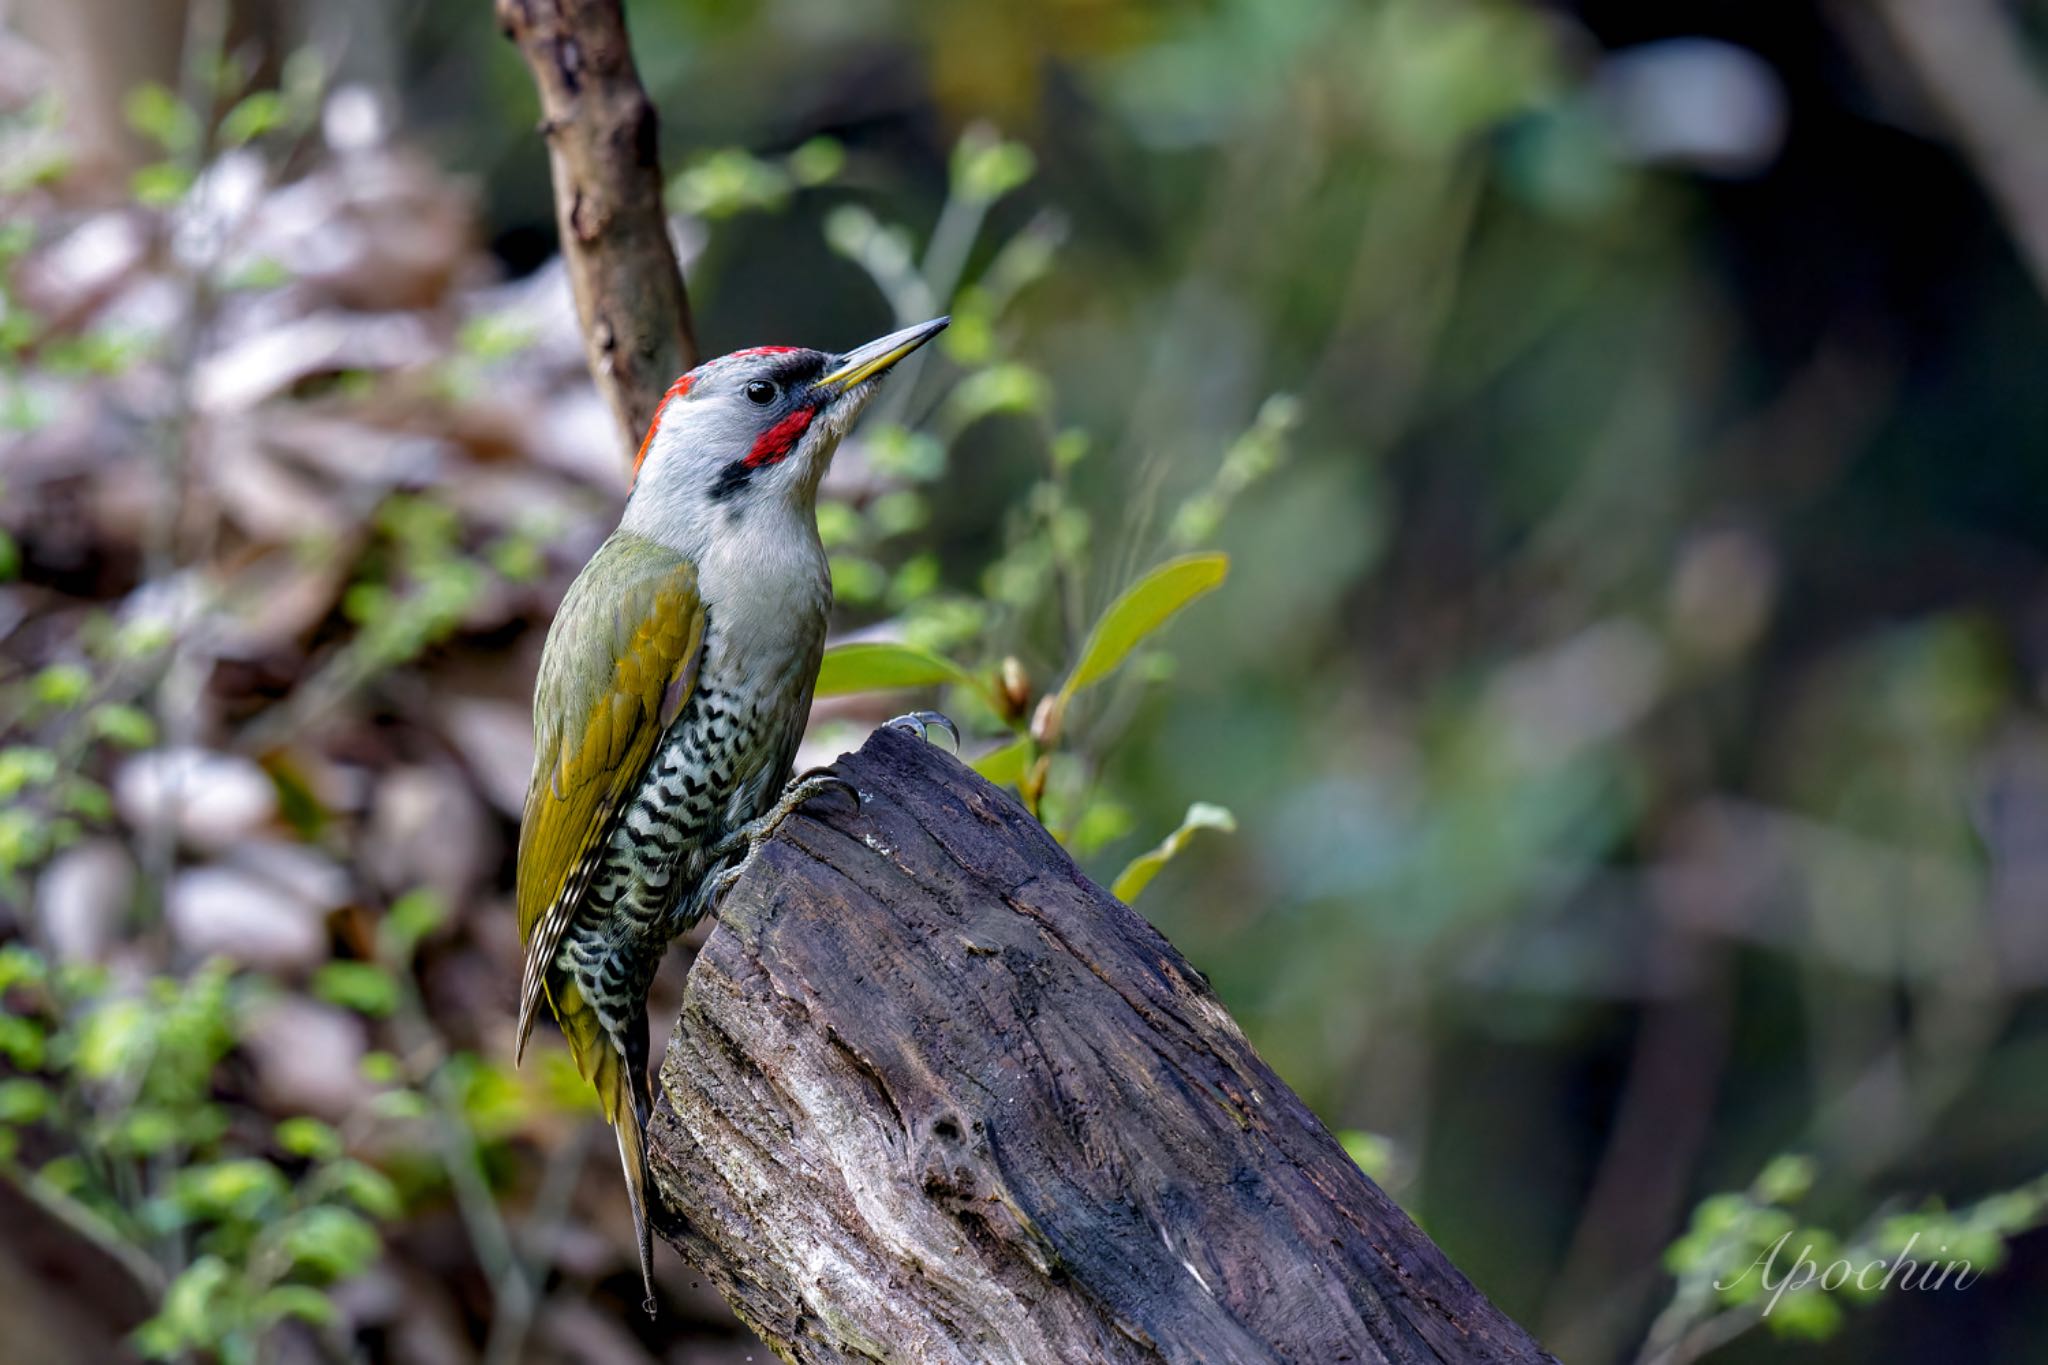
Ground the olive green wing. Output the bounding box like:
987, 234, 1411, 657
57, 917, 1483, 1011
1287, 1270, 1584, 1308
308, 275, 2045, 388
515, 535, 704, 1061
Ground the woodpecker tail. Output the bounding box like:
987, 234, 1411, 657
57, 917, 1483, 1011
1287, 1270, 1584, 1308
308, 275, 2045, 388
612, 1104, 657, 1316
552, 979, 659, 1313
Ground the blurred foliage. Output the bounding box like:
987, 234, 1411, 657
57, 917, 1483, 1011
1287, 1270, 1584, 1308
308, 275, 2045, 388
1647, 1156, 2048, 1361
786, 121, 1261, 880
0, 945, 399, 1362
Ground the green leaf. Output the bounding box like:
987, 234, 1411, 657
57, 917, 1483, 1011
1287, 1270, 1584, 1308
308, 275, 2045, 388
1338, 1129, 1397, 1182
457, 312, 538, 361
1071, 798, 1135, 855
814, 500, 863, 549
0, 943, 48, 991
865, 426, 947, 482
1111, 802, 1237, 904
888, 553, 942, 609
75, 997, 151, 1080
279, 1205, 380, 1282
254, 1284, 336, 1329
90, 703, 157, 748
786, 136, 844, 187
323, 1158, 401, 1219
367, 1089, 429, 1121
174, 1158, 289, 1222
0, 808, 48, 876
107, 1106, 183, 1155
378, 888, 447, 964
0, 1014, 46, 1069
1755, 1154, 1816, 1205
670, 147, 793, 218
0, 1077, 49, 1124
441, 1051, 528, 1139
972, 738, 1032, 787
312, 961, 399, 1018
829, 555, 887, 606
0, 746, 58, 797
60, 777, 112, 821
221, 256, 291, 292
32, 664, 92, 707
131, 162, 195, 208
1764, 1286, 1844, 1341
123, 84, 198, 153
136, 1255, 232, 1358
1061, 554, 1228, 699
951, 125, 1036, 203
945, 363, 1050, 427
36, 1155, 87, 1197
219, 90, 286, 146
814, 642, 972, 698
869, 490, 929, 538
276, 1117, 342, 1160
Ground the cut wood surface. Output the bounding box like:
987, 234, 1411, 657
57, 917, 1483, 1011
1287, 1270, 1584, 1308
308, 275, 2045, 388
648, 727, 1556, 1364
495, 0, 698, 454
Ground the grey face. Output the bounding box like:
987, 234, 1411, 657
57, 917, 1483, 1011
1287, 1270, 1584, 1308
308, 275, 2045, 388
684, 349, 838, 504
629, 319, 949, 524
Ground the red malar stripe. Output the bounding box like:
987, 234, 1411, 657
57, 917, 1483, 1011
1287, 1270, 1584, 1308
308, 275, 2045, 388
746, 406, 815, 466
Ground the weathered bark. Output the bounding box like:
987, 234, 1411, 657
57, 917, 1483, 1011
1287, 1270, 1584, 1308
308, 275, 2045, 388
495, 0, 698, 455
649, 728, 1554, 1364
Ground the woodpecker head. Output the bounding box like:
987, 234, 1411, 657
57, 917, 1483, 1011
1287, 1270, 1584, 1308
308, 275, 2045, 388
624, 317, 948, 530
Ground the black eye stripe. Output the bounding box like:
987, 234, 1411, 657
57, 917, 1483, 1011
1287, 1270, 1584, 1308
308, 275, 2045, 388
770, 353, 826, 387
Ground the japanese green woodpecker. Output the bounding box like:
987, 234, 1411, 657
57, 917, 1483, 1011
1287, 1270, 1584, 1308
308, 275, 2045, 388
515, 318, 950, 1308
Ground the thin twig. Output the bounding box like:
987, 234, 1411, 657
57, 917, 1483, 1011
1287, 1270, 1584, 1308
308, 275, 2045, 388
495, 0, 698, 456
481, 1121, 594, 1365
390, 981, 525, 1314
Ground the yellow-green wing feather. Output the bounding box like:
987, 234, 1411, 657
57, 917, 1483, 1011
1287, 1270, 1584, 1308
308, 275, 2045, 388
515, 532, 704, 1061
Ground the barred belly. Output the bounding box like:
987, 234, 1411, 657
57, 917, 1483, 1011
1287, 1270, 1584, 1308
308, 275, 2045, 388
554, 670, 800, 1055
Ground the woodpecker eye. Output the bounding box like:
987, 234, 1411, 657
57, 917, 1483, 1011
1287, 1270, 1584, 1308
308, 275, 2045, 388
744, 380, 777, 405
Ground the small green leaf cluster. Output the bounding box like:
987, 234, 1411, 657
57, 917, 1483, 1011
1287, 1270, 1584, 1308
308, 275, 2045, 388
1654, 1154, 2048, 1353
0, 619, 168, 897
333, 492, 552, 684
670, 137, 845, 219
0, 948, 405, 1364
731, 122, 1295, 900
1661, 1156, 1842, 1340
124, 49, 325, 210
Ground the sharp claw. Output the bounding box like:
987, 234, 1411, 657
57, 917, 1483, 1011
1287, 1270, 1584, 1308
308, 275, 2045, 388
885, 710, 959, 751
806, 773, 862, 809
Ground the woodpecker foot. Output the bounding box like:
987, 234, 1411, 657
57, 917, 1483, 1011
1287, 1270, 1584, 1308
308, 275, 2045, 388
885, 709, 959, 750
705, 769, 859, 901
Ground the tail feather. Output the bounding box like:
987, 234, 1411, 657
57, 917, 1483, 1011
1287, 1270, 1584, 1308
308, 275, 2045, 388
613, 1111, 657, 1315
553, 981, 659, 1313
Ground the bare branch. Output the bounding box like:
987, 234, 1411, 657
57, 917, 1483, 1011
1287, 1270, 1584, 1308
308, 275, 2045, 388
496, 0, 698, 458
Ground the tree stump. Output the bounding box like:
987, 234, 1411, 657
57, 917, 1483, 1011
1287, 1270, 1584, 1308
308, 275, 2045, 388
647, 727, 1554, 1363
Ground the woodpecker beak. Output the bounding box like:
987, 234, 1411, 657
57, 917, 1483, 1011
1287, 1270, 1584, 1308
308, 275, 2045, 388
819, 317, 949, 393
